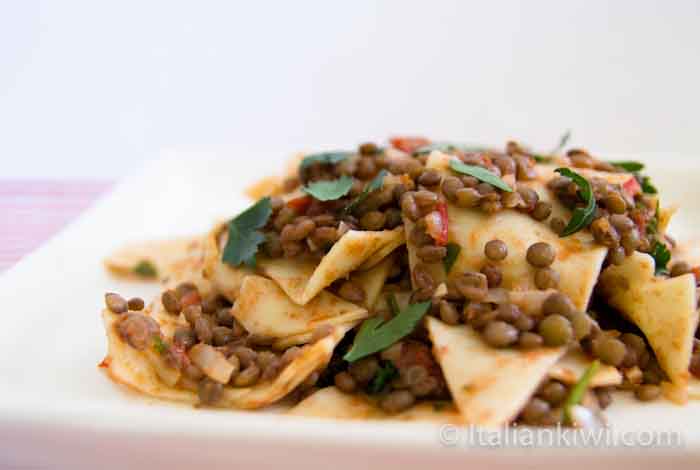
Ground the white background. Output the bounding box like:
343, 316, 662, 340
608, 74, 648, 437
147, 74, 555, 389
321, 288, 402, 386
1, 0, 699, 179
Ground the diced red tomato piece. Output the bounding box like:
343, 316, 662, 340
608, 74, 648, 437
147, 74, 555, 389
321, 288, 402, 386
286, 195, 312, 213
389, 136, 431, 153
623, 177, 641, 198
425, 202, 449, 246
691, 266, 700, 284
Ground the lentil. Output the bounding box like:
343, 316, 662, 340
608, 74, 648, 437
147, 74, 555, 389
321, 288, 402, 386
173, 327, 197, 350
349, 357, 380, 383
569, 311, 593, 340
380, 390, 415, 413
521, 398, 551, 424
334, 371, 357, 393
127, 297, 145, 311
338, 280, 366, 304
484, 239, 508, 261
439, 300, 461, 325
481, 263, 503, 288
594, 337, 627, 366
118, 313, 160, 350
534, 268, 559, 290
539, 381, 567, 405
105, 293, 128, 314
454, 188, 481, 208
198, 378, 223, 405
635, 384, 661, 401
162, 290, 181, 315
526, 242, 555, 268
183, 305, 202, 326
483, 321, 519, 348
550, 217, 566, 235
454, 271, 488, 301
360, 211, 386, 231
234, 363, 261, 387
538, 314, 573, 346
212, 326, 234, 346
671, 261, 692, 278
532, 201, 552, 221
542, 292, 575, 317
604, 192, 627, 214
194, 316, 214, 345
514, 314, 535, 332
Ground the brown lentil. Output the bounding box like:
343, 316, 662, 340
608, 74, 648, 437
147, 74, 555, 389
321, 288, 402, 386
126, 297, 145, 311
526, 242, 555, 268
413, 263, 436, 292
454, 188, 481, 208
517, 186, 539, 211
671, 261, 692, 278
334, 371, 358, 393
542, 292, 575, 317
198, 378, 223, 405
531, 201, 552, 221
212, 326, 234, 347
484, 239, 508, 261
538, 314, 573, 346
380, 390, 415, 414
231, 346, 257, 368
413, 190, 438, 213
162, 290, 181, 314
481, 263, 503, 288
521, 397, 551, 424
591, 217, 620, 248
635, 384, 661, 401
595, 388, 613, 409
497, 303, 522, 323
118, 313, 160, 350
604, 192, 627, 214
337, 280, 366, 304
514, 314, 535, 332
569, 311, 593, 340
400, 192, 421, 221
105, 293, 128, 314
534, 268, 560, 290
418, 170, 442, 187
441, 176, 464, 201
518, 332, 544, 349
359, 142, 379, 155
550, 217, 566, 235
234, 363, 261, 387
594, 337, 627, 366
360, 211, 386, 231
439, 300, 461, 325
173, 327, 197, 350
183, 304, 203, 327
349, 357, 380, 383
483, 321, 519, 348
454, 271, 488, 301
194, 316, 214, 345
539, 381, 567, 405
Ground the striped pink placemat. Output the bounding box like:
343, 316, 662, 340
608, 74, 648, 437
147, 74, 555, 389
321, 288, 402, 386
0, 180, 113, 272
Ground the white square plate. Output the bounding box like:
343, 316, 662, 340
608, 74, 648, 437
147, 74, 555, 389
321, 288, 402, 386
1, 151, 699, 469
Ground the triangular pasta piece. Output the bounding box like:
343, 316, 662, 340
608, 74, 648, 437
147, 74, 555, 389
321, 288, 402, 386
104, 236, 204, 281
404, 152, 607, 311
348, 254, 395, 309
288, 386, 462, 423
549, 348, 622, 387
426, 317, 565, 426
258, 227, 404, 305
599, 252, 698, 389
202, 222, 255, 302
231, 275, 369, 339
101, 309, 353, 409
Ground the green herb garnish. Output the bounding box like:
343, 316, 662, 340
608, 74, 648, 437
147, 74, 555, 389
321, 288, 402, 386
443, 242, 461, 274
533, 155, 552, 163
343, 301, 432, 362
413, 142, 489, 156
343, 170, 387, 214
609, 161, 645, 172
222, 197, 273, 268
554, 168, 597, 236
367, 360, 398, 394
152, 335, 169, 355
650, 239, 671, 275
300, 152, 351, 169
132, 260, 158, 278
646, 201, 660, 236
302, 175, 353, 201
449, 160, 513, 192
564, 359, 599, 425
638, 174, 658, 194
